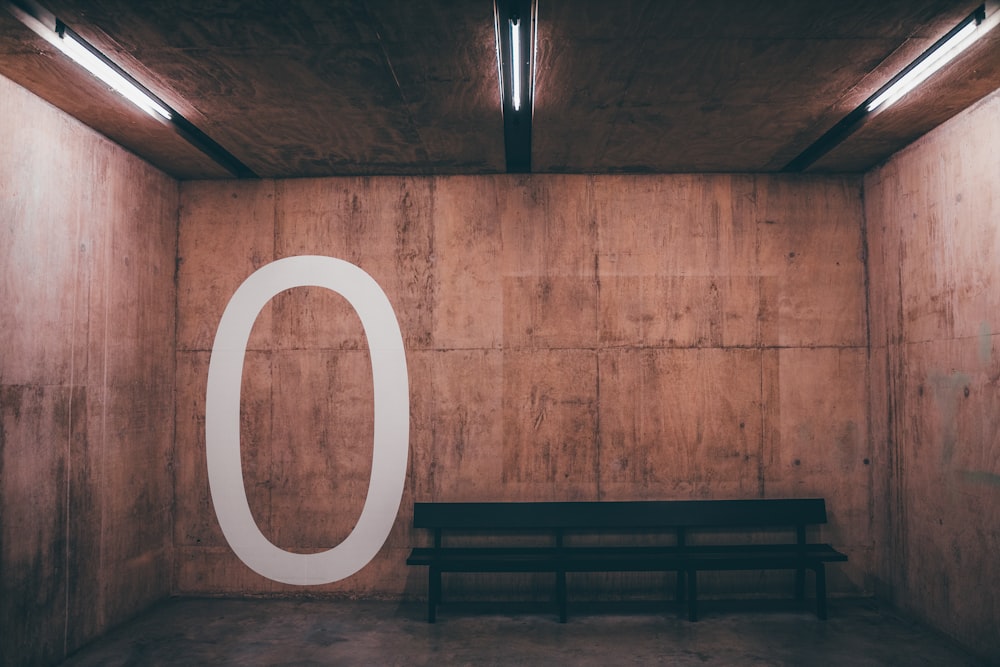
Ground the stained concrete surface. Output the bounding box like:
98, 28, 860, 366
864, 88, 1000, 662
58, 598, 985, 666
176, 175, 873, 600
1, 73, 178, 667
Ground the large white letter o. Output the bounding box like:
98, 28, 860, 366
206, 255, 409, 585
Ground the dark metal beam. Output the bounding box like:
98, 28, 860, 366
495, 0, 535, 173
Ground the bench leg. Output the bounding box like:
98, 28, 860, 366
815, 564, 827, 620
428, 567, 440, 623
556, 571, 567, 623
676, 570, 686, 603
795, 566, 806, 602
687, 570, 698, 622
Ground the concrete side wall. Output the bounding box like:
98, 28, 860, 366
865, 89, 1000, 662
175, 174, 872, 601
0, 75, 178, 667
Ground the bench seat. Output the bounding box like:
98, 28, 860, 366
408, 545, 688, 570
406, 499, 848, 623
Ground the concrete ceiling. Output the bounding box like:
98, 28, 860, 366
2, 0, 1000, 179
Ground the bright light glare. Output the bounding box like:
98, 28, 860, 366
867, 19, 980, 112
58, 32, 172, 120
510, 17, 521, 111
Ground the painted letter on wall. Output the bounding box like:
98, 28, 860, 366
206, 255, 409, 584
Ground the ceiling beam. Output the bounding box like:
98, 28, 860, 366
495, 0, 536, 173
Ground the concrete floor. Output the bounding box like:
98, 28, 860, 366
59, 598, 985, 666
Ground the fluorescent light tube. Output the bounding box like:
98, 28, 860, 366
867, 16, 983, 113
510, 16, 521, 111
56, 28, 172, 120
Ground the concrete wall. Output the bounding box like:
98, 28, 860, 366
175, 174, 873, 601
0, 75, 178, 666
865, 88, 1000, 662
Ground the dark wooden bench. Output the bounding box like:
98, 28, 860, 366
406, 498, 848, 623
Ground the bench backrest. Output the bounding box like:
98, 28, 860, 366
413, 499, 828, 531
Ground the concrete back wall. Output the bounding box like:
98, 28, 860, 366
865, 88, 1000, 662
0, 75, 178, 666
175, 174, 873, 600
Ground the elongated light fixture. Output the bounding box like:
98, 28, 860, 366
54, 20, 172, 120
5, 0, 257, 177
510, 15, 522, 111
6, 2, 172, 120
785, 3, 994, 172
495, 0, 536, 173
867, 7, 987, 112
